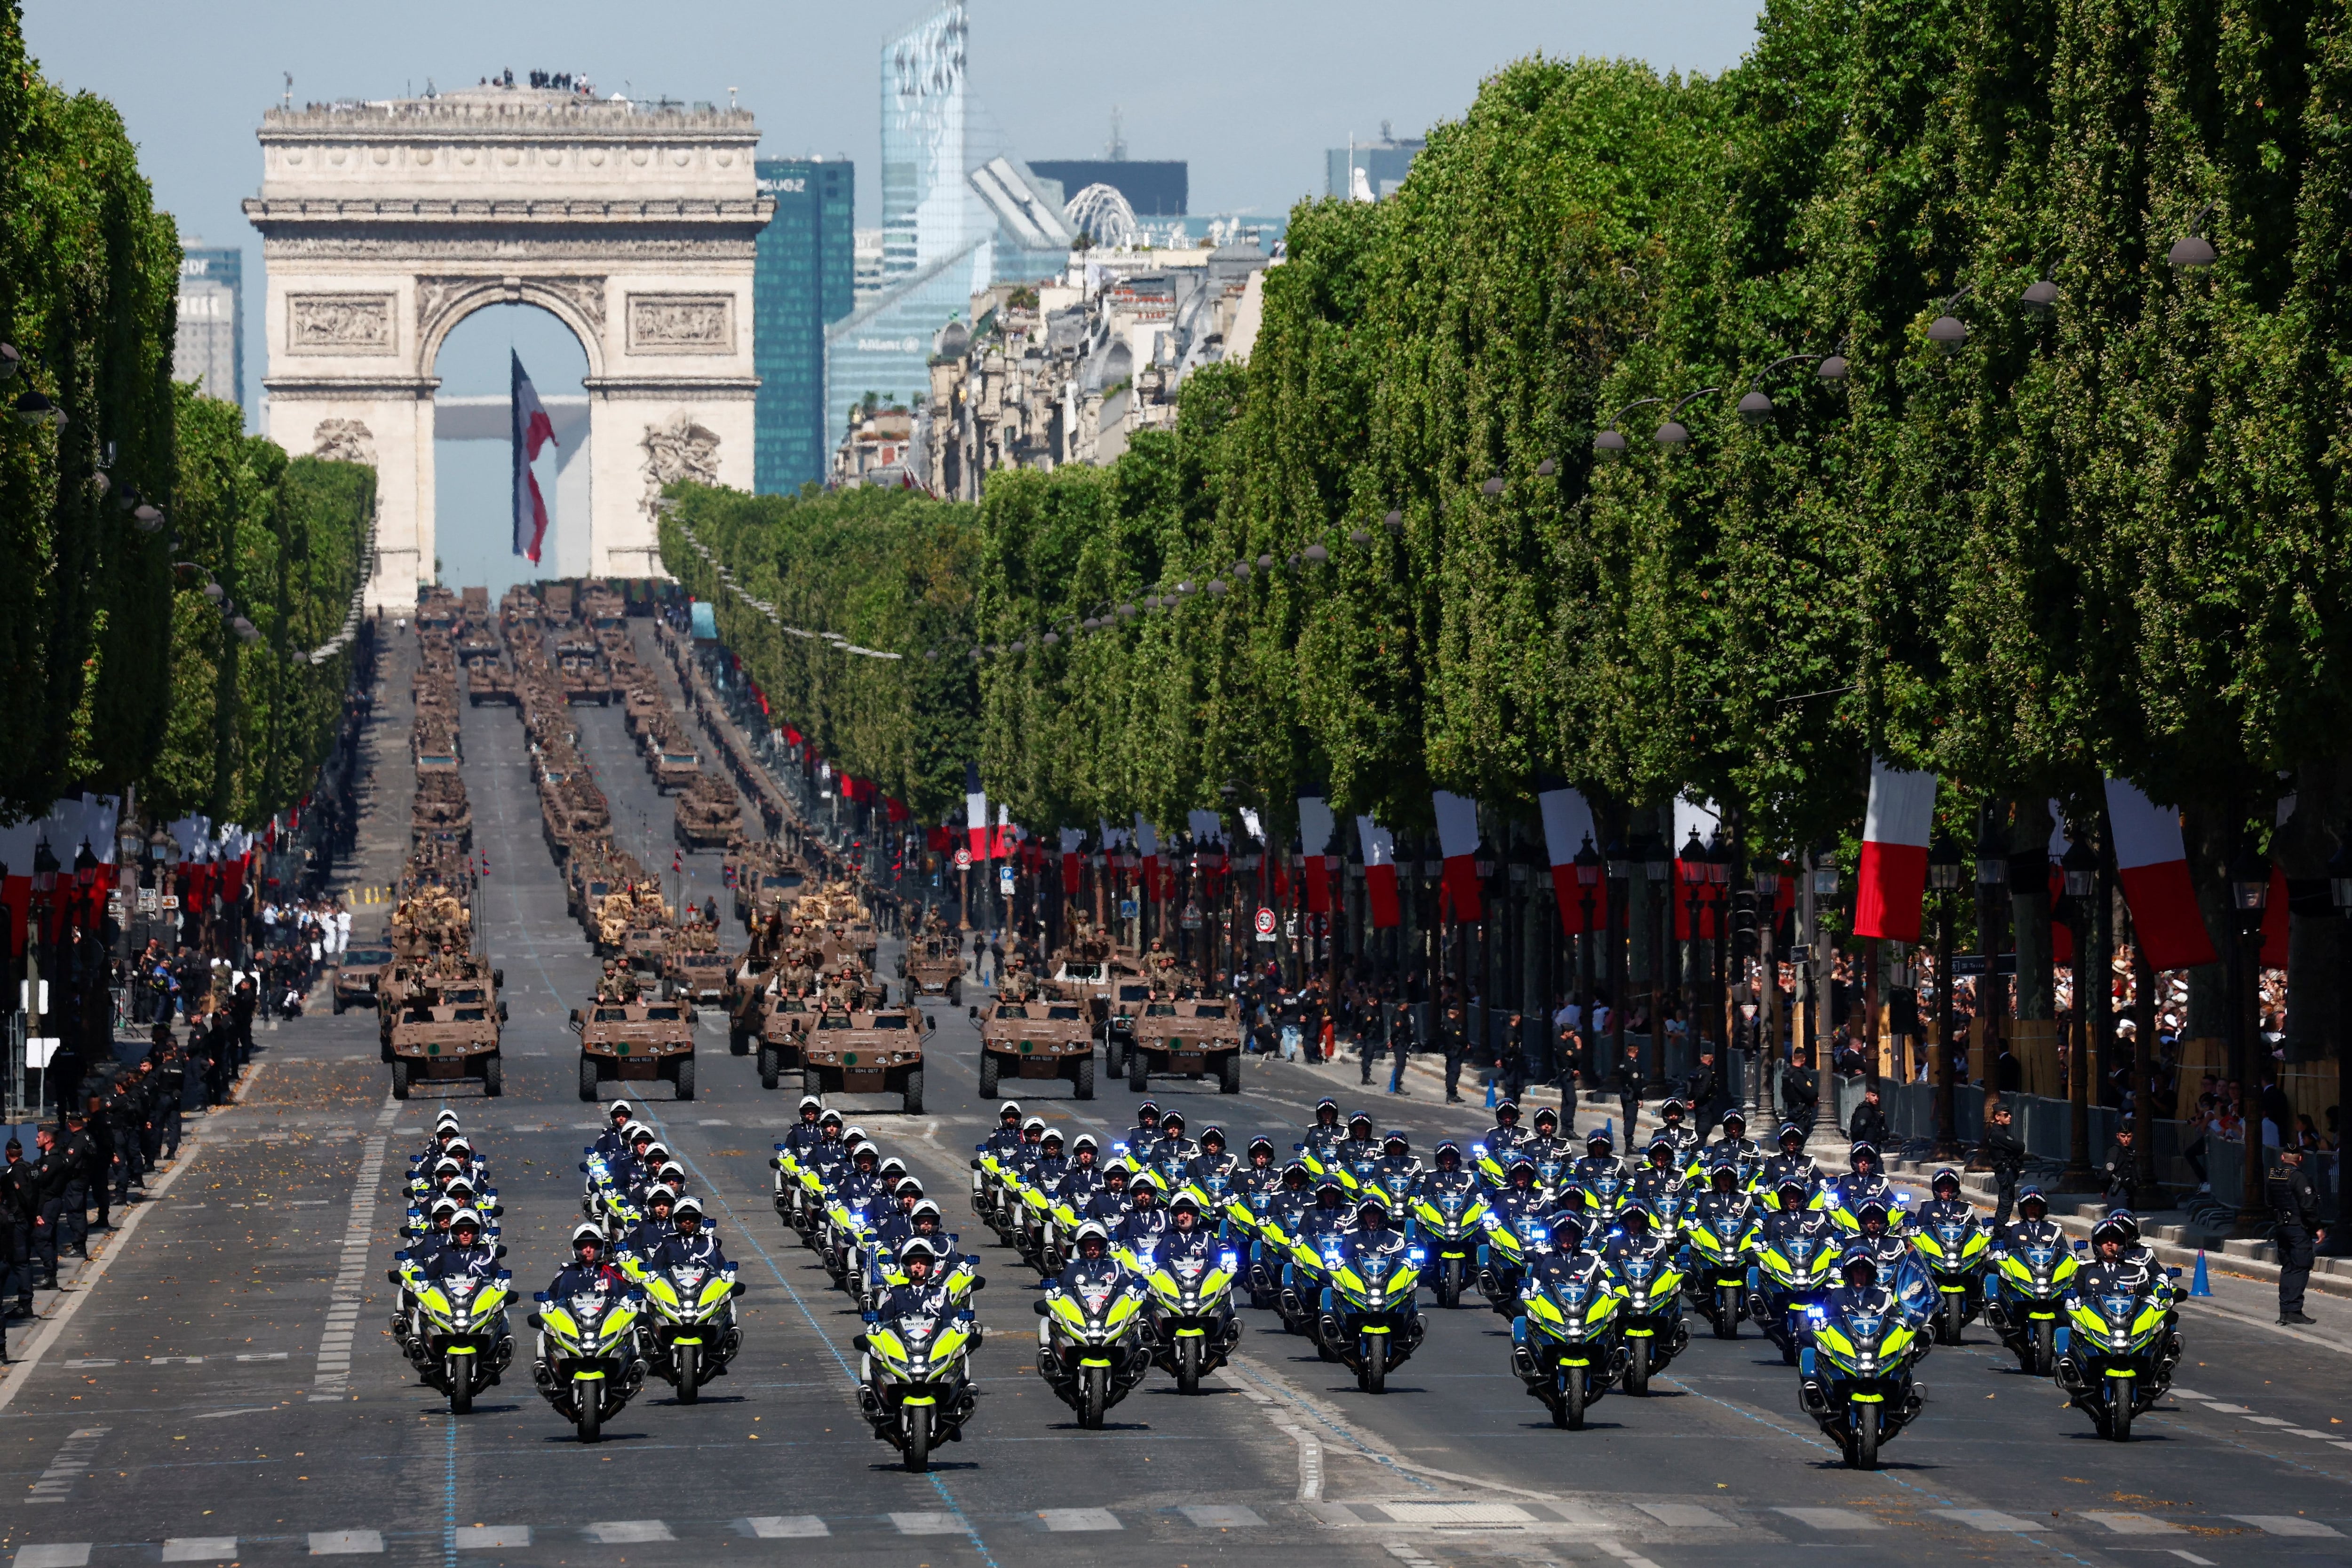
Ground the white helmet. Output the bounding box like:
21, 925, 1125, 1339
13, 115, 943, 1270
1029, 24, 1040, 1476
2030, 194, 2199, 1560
1073, 1219, 1111, 1248
673, 1196, 706, 1223
569, 1221, 604, 1250
449, 1208, 485, 1236
606, 1099, 634, 1119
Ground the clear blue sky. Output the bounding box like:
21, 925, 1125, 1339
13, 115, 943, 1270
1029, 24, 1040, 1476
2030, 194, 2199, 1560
25, 0, 1760, 593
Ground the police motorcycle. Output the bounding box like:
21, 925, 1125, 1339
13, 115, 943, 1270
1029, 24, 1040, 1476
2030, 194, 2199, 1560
856, 1237, 981, 1472
1036, 1220, 1153, 1427
528, 1225, 651, 1444
1909, 1170, 1992, 1345
1603, 1205, 1690, 1394
620, 1202, 746, 1404
772, 1099, 837, 1233
398, 1212, 515, 1414
1249, 1167, 1315, 1315
1683, 1160, 1761, 1339
2053, 1216, 2184, 1441
1408, 1142, 1493, 1309
1218, 1141, 1288, 1309
1314, 1195, 1427, 1394
1134, 1195, 1243, 1392
1570, 1132, 1631, 1227
1278, 1180, 1356, 1341
1797, 1249, 1926, 1471
969, 1101, 1028, 1232
1512, 1211, 1627, 1430
1985, 1189, 2080, 1376
1751, 1178, 1842, 1365
1475, 1158, 1557, 1317
818, 1140, 890, 1285
1820, 1143, 1896, 1238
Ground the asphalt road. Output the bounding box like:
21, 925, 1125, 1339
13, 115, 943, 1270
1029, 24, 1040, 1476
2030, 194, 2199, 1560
0, 618, 2344, 1568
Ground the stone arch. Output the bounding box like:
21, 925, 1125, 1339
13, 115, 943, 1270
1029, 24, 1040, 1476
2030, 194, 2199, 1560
417, 277, 607, 383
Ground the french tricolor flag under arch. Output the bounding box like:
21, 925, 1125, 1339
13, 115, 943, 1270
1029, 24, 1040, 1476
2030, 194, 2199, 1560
511, 351, 557, 564
2104, 777, 2218, 971
1854, 758, 1937, 942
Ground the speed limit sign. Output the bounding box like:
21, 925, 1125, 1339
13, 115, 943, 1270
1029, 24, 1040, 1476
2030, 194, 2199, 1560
953, 847, 973, 871
1254, 906, 1278, 942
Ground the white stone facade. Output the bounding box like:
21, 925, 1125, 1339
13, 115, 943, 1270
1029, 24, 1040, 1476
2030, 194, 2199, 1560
245, 87, 771, 607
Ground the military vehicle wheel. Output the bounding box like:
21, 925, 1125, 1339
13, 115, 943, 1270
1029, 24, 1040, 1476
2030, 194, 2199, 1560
1072, 1056, 1095, 1101
482, 1056, 503, 1098
577, 1056, 599, 1101
333, 994, 346, 1015
901, 1068, 924, 1115
947, 979, 961, 1006
391, 1060, 412, 1100
978, 1053, 1000, 1097
1128, 1051, 1148, 1092
728, 1024, 750, 1057
673, 1056, 698, 1101
1219, 1053, 1241, 1094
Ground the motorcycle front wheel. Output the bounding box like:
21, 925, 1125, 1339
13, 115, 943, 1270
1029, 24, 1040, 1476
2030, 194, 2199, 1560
2107, 1374, 2134, 1442
1438, 1258, 1462, 1309
1562, 1366, 1586, 1431
577, 1387, 603, 1444
1851, 1403, 1879, 1470
1081, 1363, 1108, 1429
905, 1402, 933, 1473
1176, 1334, 1201, 1394
1627, 1336, 1651, 1395
447, 1354, 472, 1415
676, 1342, 701, 1405
2032, 1317, 2056, 1378
1943, 1291, 1966, 1346
1714, 1285, 1740, 1339
1360, 1333, 1387, 1395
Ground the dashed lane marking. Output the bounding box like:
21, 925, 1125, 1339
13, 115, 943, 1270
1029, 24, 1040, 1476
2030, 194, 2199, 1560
24, 1426, 108, 1504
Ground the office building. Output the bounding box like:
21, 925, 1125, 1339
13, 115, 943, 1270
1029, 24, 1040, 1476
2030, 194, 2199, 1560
753, 158, 857, 494
1327, 123, 1425, 202
175, 242, 244, 415
1028, 160, 1186, 217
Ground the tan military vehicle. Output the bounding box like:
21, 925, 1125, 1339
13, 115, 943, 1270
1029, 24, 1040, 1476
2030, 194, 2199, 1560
623, 682, 667, 739
900, 923, 966, 1003
662, 929, 730, 1008
729, 849, 807, 927
649, 746, 700, 795
468, 661, 518, 706
386, 961, 507, 1099
755, 994, 812, 1090
572, 998, 697, 1101
802, 1005, 930, 1113
1099, 969, 1155, 1079
674, 776, 741, 849
331, 941, 396, 1015
557, 640, 612, 705
410, 773, 473, 852
1128, 993, 1243, 1095
977, 998, 1096, 1100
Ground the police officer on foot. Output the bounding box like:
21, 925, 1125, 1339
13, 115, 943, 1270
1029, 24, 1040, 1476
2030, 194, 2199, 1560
2267, 1144, 2325, 1326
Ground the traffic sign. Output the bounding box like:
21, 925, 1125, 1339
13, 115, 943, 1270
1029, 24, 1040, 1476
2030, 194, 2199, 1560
953, 847, 972, 871
1254, 906, 1277, 942
1180, 901, 1202, 930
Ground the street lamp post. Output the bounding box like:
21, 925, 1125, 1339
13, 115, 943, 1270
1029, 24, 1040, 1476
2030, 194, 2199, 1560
1643, 830, 1672, 1089
1706, 828, 1732, 1079
1806, 846, 1844, 1157
1928, 832, 1966, 1156
1574, 833, 1601, 1100
1751, 860, 1782, 1131
1605, 832, 1632, 1106
2228, 843, 2270, 1234
2058, 837, 2100, 1191
1974, 810, 2011, 1126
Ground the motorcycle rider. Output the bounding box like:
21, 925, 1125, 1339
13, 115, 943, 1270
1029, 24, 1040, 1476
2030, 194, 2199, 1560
547, 1223, 629, 1302
1114, 1173, 1171, 1255
1420, 1140, 1478, 1201
779, 1096, 827, 1161
1693, 1159, 1756, 1234
875, 1235, 957, 1322
1831, 1142, 1893, 1214
1918, 1168, 1974, 1228
803, 1110, 851, 1180
1601, 1202, 1682, 1284
1030, 1129, 1071, 1193
426, 1208, 500, 1283
1849, 1199, 1929, 1327
981, 1101, 1025, 1162
1997, 1187, 2066, 1252
1057, 1219, 1123, 1294
1653, 1098, 1703, 1163
2102, 1212, 2177, 1308
655, 1196, 731, 1272
624, 1187, 679, 1259
1483, 1100, 1527, 1157
1529, 1208, 1611, 1287
1299, 1177, 1354, 1243
420, 1110, 467, 1168
873, 1178, 927, 1251
1009, 1117, 1051, 1180
1084, 1160, 1136, 1228
1301, 1098, 1345, 1159
1571, 1129, 1628, 1190
1760, 1122, 1821, 1206
1491, 1156, 1553, 1232
1346, 1193, 1410, 1267
1710, 1109, 1764, 1164
1185, 1127, 1239, 1192
1121, 1101, 1163, 1160
1761, 1177, 1840, 1256
1337, 1112, 1379, 1171
1519, 1107, 1570, 1170
1060, 1136, 1109, 1209
1371, 1132, 1422, 1197
1630, 1137, 1685, 1205
1155, 1192, 1218, 1269
1151, 1112, 1200, 1170
1233, 1136, 1282, 1200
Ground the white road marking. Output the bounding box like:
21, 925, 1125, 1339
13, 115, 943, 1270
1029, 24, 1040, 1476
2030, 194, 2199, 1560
25, 1426, 109, 1505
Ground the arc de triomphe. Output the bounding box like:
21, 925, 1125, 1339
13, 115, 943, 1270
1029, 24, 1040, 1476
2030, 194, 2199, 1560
245, 86, 772, 607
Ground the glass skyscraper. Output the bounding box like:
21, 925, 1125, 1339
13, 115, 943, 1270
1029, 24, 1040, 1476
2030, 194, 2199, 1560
753, 158, 857, 493
175, 244, 245, 419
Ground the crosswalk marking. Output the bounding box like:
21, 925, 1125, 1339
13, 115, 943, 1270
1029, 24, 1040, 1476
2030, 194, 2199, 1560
585, 1521, 673, 1544
1934, 1510, 2037, 1532
1180, 1505, 1264, 1528
26, 1426, 110, 1505
890, 1513, 965, 1536
740, 1517, 828, 1538
1380, 1502, 1534, 1526
1037, 1509, 1121, 1532
307, 1529, 383, 1554
454, 1527, 530, 1550
1633, 1503, 1731, 1528
1775, 1508, 1883, 1530
2082, 1513, 2181, 1535
2233, 1516, 2343, 1537
12, 1546, 90, 1568
162, 1539, 239, 1562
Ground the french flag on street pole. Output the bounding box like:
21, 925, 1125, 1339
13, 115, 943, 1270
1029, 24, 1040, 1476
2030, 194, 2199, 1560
1537, 786, 1607, 934
1432, 790, 1484, 923
511, 351, 557, 564
1853, 759, 1938, 942
1134, 814, 1160, 901
1357, 815, 1400, 928
1298, 796, 1337, 914
2104, 778, 2218, 970
1058, 827, 1085, 895
964, 764, 990, 861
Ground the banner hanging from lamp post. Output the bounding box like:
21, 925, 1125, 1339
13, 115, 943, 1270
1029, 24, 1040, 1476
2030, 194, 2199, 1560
1356, 815, 1399, 929
2103, 778, 2219, 971
1537, 786, 1607, 934
1431, 790, 1483, 923
1854, 759, 1937, 942
1298, 796, 1337, 915
511, 351, 557, 565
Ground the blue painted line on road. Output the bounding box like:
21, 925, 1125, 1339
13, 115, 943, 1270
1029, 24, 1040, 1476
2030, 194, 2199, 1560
441, 1409, 458, 1568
